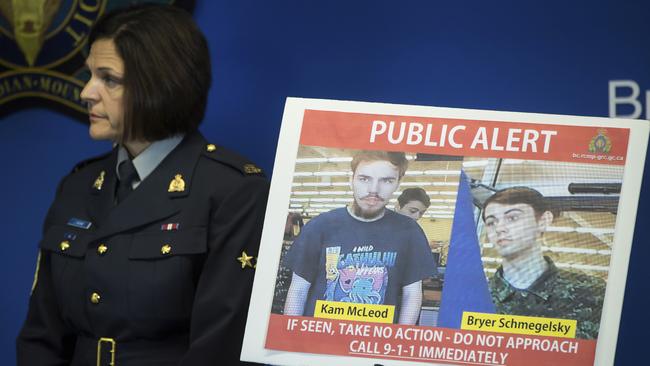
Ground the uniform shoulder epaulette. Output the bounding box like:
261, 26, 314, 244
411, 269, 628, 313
202, 143, 265, 177
70, 150, 113, 174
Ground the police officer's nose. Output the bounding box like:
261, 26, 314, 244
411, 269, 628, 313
80, 79, 99, 106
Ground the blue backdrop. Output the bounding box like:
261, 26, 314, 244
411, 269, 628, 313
1, 1, 648, 364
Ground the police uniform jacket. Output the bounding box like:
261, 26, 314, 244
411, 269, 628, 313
16, 132, 268, 365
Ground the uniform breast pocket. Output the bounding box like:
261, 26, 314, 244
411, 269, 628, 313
127, 227, 207, 320
39, 225, 91, 316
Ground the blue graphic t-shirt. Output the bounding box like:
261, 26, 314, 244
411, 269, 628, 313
285, 207, 436, 318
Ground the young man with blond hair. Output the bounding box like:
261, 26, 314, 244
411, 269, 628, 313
284, 150, 435, 324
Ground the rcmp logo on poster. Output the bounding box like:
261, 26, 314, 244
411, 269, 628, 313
589, 129, 612, 154
0, 0, 193, 119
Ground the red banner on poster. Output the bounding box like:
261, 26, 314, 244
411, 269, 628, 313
266, 314, 597, 366
300, 110, 629, 165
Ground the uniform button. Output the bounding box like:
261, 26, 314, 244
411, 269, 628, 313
60, 240, 70, 251
97, 244, 108, 255
206, 144, 216, 152
90, 292, 101, 304
161, 244, 172, 255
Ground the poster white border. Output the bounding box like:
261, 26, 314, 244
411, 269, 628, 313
242, 97, 650, 366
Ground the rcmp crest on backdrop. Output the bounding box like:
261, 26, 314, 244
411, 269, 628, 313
0, 0, 194, 120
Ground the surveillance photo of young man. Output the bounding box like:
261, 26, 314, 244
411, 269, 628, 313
283, 150, 437, 325
482, 186, 606, 339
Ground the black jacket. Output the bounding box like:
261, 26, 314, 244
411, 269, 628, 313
17, 132, 268, 365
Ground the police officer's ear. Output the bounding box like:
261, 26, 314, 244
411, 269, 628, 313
537, 210, 554, 233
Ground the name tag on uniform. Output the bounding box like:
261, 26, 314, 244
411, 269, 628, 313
67, 218, 92, 230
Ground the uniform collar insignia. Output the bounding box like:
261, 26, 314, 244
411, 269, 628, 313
168, 174, 185, 193
93, 170, 106, 190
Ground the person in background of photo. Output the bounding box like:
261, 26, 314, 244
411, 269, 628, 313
396, 187, 431, 221
16, 5, 268, 365
482, 186, 606, 339
283, 151, 436, 325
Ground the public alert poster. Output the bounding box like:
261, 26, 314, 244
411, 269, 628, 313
242, 98, 649, 366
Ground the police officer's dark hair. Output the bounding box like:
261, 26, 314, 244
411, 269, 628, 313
351, 151, 408, 178
88, 4, 211, 142
482, 186, 548, 221
397, 187, 431, 208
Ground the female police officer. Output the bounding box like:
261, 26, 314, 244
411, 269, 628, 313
16, 4, 268, 365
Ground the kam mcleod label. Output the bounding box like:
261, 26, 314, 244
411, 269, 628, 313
314, 300, 395, 324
